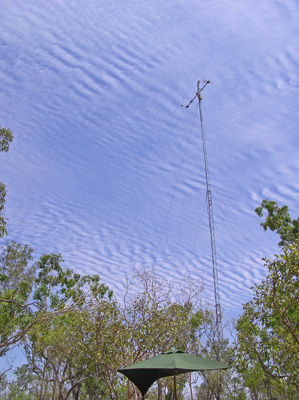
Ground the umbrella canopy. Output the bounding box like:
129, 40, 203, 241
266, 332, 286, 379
118, 350, 229, 397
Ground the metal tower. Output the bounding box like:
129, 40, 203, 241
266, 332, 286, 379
197, 80, 222, 331
184, 80, 222, 333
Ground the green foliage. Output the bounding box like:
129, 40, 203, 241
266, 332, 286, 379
1, 269, 217, 400
236, 200, 299, 395
21, 295, 125, 399
255, 199, 299, 247
1, 365, 39, 399
17, 266, 113, 399
33, 253, 112, 311
0, 183, 7, 238
0, 127, 13, 153
237, 243, 299, 389
0, 241, 35, 357
0, 126, 13, 238
0, 241, 112, 364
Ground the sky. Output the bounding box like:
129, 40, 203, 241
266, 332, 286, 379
1, 0, 299, 320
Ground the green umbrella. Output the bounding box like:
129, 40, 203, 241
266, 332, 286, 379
118, 350, 229, 399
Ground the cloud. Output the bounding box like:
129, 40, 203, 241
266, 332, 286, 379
1, 0, 299, 320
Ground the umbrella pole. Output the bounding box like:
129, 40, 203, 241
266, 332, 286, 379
173, 370, 177, 400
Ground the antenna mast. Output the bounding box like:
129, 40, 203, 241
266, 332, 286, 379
184, 80, 222, 332
197, 80, 222, 332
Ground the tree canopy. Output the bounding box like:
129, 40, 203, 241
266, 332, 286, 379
236, 201, 299, 397
255, 199, 299, 247
0, 126, 13, 237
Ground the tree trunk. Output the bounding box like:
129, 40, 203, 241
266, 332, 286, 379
189, 377, 194, 400
158, 379, 163, 400
74, 382, 82, 400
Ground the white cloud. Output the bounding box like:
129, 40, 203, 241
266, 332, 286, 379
1, 0, 299, 320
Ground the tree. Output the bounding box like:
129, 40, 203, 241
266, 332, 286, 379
0, 127, 13, 153
0, 365, 41, 399
0, 241, 35, 357
1, 263, 241, 399
237, 244, 299, 390
236, 200, 299, 395
22, 293, 115, 400
0, 126, 13, 237
115, 269, 206, 400
255, 199, 299, 247
20, 268, 210, 400
191, 312, 239, 400
0, 245, 111, 358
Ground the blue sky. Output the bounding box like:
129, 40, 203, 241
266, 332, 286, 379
1, 0, 299, 319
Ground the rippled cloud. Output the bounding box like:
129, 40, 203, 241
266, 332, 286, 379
1, 0, 299, 318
